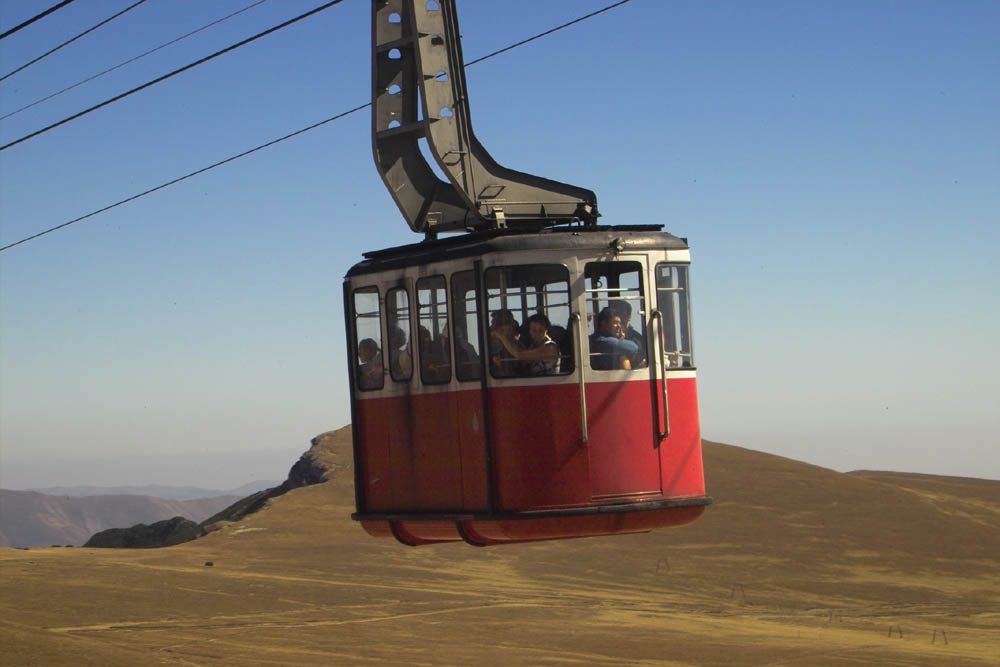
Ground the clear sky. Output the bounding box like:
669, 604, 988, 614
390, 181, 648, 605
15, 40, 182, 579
1, 0, 997, 489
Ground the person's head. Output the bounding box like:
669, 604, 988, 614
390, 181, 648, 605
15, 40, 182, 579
526, 313, 551, 346
389, 325, 408, 350
609, 300, 632, 325
359, 338, 379, 362
490, 309, 517, 335
596, 307, 623, 338
418, 325, 432, 349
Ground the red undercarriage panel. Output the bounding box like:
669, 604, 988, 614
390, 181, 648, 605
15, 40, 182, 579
353, 376, 708, 546
361, 505, 706, 546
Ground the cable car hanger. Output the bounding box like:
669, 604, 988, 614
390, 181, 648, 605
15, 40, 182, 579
372, 0, 598, 238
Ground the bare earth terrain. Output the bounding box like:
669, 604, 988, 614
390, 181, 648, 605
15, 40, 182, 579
2, 427, 998, 665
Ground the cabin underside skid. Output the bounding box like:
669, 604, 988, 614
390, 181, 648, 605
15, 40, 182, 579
355, 496, 711, 546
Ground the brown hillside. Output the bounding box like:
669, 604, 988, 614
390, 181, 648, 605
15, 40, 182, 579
1, 426, 997, 666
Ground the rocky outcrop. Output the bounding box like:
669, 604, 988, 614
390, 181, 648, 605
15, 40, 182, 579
81, 427, 350, 549
200, 428, 344, 529
84, 516, 205, 548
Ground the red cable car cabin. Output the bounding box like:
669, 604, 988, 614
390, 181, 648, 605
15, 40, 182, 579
344, 226, 711, 546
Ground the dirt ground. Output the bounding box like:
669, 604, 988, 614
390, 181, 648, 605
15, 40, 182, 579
2, 433, 998, 665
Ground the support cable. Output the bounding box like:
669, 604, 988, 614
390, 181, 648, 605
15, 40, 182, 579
0, 0, 150, 83
1, 0, 270, 122
0, 0, 345, 152
0, 104, 367, 253
0, 0, 78, 41
465, 0, 632, 67
0, 0, 633, 253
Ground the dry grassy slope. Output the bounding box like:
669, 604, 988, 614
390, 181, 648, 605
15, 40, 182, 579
1, 426, 997, 666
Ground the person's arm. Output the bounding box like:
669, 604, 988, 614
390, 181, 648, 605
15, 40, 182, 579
512, 339, 558, 362
493, 331, 557, 362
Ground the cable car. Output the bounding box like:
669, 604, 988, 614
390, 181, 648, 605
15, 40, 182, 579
344, 0, 710, 545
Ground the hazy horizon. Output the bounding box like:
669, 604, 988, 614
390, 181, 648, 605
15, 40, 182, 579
2, 1, 998, 487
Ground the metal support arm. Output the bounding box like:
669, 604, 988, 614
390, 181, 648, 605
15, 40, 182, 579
372, 0, 599, 235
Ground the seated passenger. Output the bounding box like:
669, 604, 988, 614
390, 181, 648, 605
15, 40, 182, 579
547, 324, 572, 373
490, 313, 559, 376
357, 338, 383, 389
488, 309, 521, 377
418, 325, 450, 383
454, 331, 481, 379
589, 307, 639, 370
609, 299, 646, 368
388, 326, 412, 379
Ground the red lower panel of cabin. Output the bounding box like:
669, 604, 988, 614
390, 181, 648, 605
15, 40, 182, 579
353, 376, 709, 545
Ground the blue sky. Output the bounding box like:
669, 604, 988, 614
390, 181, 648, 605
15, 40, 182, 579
1, 0, 997, 489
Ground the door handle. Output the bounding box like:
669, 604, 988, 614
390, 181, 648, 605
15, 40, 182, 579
650, 310, 669, 440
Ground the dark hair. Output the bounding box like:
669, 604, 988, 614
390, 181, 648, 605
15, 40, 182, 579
596, 307, 621, 327
609, 299, 632, 321
491, 309, 517, 328
527, 312, 550, 329
389, 326, 407, 349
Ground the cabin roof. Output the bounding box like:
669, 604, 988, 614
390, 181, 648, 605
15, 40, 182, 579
345, 225, 689, 277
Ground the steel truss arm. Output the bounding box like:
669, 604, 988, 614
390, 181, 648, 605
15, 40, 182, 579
372, 0, 598, 235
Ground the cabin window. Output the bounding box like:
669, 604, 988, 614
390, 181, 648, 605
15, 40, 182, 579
484, 264, 572, 378
352, 287, 384, 390
655, 264, 695, 368
386, 287, 413, 381
416, 275, 452, 384
585, 262, 647, 371
451, 271, 482, 381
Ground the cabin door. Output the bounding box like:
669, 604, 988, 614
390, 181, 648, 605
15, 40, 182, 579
579, 257, 663, 499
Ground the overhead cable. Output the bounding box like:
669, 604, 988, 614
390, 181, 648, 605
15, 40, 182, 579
0, 104, 368, 253
0, 0, 150, 83
0, 0, 345, 152
1, 0, 270, 122
466, 0, 632, 66
0, 0, 78, 41
0, 0, 633, 252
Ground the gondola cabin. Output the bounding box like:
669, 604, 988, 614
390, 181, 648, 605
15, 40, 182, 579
348, 0, 710, 544
345, 227, 710, 545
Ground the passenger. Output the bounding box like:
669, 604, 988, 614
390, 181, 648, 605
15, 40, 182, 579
589, 307, 639, 370
488, 309, 521, 377
388, 326, 412, 379
610, 299, 647, 368
357, 338, 383, 389
551, 323, 575, 373
453, 330, 481, 379
490, 313, 559, 376
418, 325, 450, 382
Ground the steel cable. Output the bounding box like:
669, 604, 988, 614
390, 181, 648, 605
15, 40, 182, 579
0, 0, 150, 83
0, 0, 634, 252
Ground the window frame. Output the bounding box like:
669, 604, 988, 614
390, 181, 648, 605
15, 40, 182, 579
451, 270, 483, 382
484, 263, 573, 379
654, 262, 695, 369
583, 260, 647, 372
415, 274, 452, 385
385, 286, 414, 383
352, 286, 385, 391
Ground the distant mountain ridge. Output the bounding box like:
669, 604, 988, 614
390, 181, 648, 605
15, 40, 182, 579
83, 430, 342, 549
0, 490, 242, 549
25, 481, 277, 501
